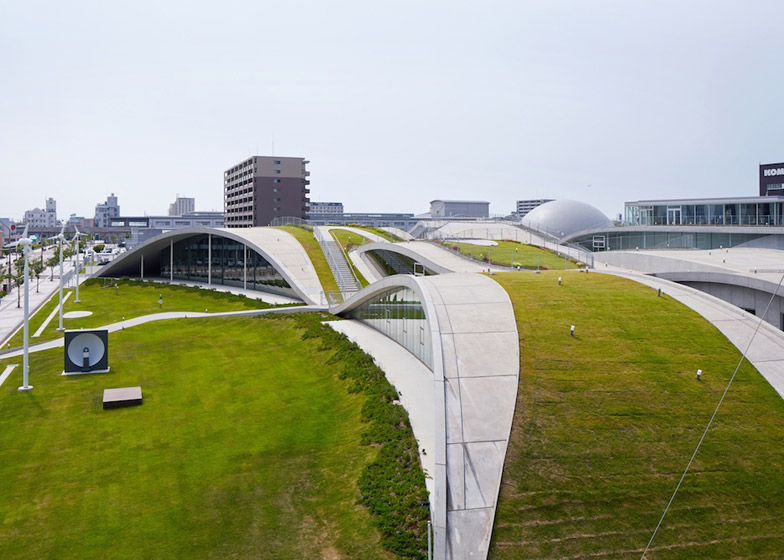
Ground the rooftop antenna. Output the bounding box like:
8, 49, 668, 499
47, 224, 67, 331
5, 223, 33, 391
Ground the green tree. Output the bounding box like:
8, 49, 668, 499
31, 257, 44, 293
46, 254, 59, 281
12, 253, 25, 308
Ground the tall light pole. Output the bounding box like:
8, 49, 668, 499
5, 224, 33, 391
72, 227, 85, 303
48, 225, 66, 331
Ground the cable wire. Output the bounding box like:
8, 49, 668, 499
640, 272, 784, 559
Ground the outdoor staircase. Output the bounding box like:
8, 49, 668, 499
323, 239, 361, 293
377, 249, 413, 275
313, 227, 361, 298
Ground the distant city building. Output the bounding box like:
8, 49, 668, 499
624, 196, 784, 226
108, 212, 224, 230
168, 196, 196, 216
309, 201, 344, 215
224, 156, 310, 227
516, 199, 554, 217
0, 218, 13, 247
430, 200, 489, 219
760, 162, 784, 197
95, 193, 120, 228
309, 212, 417, 229
68, 214, 93, 228
148, 211, 224, 229
24, 197, 57, 228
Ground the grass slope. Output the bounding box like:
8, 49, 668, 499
6, 279, 274, 348
490, 271, 784, 559
442, 240, 582, 269
0, 316, 393, 559
273, 225, 339, 293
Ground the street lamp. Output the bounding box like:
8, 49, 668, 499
48, 225, 66, 331
71, 227, 85, 303
5, 224, 33, 391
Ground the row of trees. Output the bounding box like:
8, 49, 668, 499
2, 244, 74, 308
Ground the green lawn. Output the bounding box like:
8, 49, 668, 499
6, 279, 277, 348
0, 316, 395, 559
329, 230, 370, 287
442, 240, 583, 269
490, 271, 784, 559
341, 225, 403, 242
273, 225, 339, 293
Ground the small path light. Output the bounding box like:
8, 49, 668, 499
696, 369, 702, 381
657, 288, 662, 297
558, 276, 562, 285
570, 325, 575, 336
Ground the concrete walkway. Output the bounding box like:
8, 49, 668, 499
0, 267, 76, 347
326, 320, 436, 498
143, 277, 300, 305
0, 305, 324, 360
603, 268, 784, 399
320, 225, 390, 244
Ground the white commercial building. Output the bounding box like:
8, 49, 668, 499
24, 197, 57, 228
95, 193, 120, 228
168, 196, 196, 216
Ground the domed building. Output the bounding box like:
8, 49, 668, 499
521, 199, 613, 241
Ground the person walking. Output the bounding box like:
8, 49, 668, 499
158, 294, 163, 309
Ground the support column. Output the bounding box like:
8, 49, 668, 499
141, 254, 144, 281
170, 239, 174, 282
208, 234, 212, 286
243, 245, 247, 290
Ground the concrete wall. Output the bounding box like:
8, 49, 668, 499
594, 251, 729, 274
678, 281, 784, 328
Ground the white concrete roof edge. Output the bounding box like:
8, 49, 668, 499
655, 270, 784, 294
354, 242, 456, 274
333, 272, 519, 560
93, 226, 322, 305
331, 274, 449, 554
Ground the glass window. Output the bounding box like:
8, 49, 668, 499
346, 286, 432, 369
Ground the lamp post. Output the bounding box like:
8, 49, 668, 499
48, 225, 66, 331
72, 227, 85, 304
5, 224, 33, 391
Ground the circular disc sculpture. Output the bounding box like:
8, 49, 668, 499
63, 330, 110, 375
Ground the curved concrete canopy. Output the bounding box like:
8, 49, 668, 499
334, 273, 519, 560
425, 221, 531, 243
319, 225, 390, 243
522, 199, 613, 239
355, 241, 495, 278
93, 227, 324, 305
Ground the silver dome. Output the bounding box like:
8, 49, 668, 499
521, 199, 612, 239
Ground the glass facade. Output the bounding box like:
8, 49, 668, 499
159, 235, 294, 296
574, 230, 765, 252
346, 285, 433, 369
625, 199, 784, 226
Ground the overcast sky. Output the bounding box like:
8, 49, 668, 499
2, 0, 783, 222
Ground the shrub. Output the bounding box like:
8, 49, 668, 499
294, 314, 429, 559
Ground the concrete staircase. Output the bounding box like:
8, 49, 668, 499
314, 227, 361, 296
323, 239, 361, 293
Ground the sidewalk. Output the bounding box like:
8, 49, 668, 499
0, 305, 324, 359
0, 269, 73, 347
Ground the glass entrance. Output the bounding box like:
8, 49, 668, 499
667, 206, 682, 225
